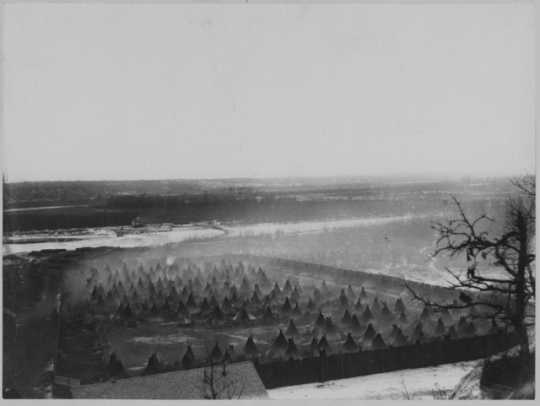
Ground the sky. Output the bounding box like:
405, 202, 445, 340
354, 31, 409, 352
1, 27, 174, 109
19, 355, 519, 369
2, 2, 535, 182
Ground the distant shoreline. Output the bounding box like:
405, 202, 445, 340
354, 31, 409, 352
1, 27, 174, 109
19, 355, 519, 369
3, 204, 88, 213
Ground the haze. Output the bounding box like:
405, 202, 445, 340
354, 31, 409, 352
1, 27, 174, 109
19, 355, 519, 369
2, 2, 535, 182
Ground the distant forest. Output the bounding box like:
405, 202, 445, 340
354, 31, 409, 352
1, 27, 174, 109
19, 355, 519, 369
3, 177, 512, 207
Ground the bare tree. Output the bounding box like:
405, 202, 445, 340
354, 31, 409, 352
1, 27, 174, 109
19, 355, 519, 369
201, 361, 220, 400
407, 176, 535, 372
200, 346, 244, 399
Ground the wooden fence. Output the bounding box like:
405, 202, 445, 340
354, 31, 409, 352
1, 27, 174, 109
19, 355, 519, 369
255, 333, 519, 389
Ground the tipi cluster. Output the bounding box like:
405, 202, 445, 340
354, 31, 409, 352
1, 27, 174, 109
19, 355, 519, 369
77, 257, 496, 373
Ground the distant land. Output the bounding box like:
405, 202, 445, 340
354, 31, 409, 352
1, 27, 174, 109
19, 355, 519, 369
3, 176, 516, 233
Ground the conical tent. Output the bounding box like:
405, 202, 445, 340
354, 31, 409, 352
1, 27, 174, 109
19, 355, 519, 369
145, 352, 163, 374
122, 303, 134, 318
241, 276, 250, 292
283, 279, 292, 293
394, 297, 405, 313
291, 286, 300, 302
360, 286, 367, 298
259, 271, 271, 288
372, 333, 386, 349
285, 338, 299, 358
281, 297, 292, 313
310, 337, 319, 353
363, 323, 376, 341
223, 349, 232, 363
244, 335, 259, 356
230, 288, 239, 303
489, 319, 501, 335
420, 306, 431, 320
341, 309, 352, 324
263, 294, 273, 306
390, 324, 399, 339
447, 325, 458, 339
273, 329, 288, 349
91, 286, 99, 300
339, 289, 349, 307
464, 321, 476, 336
412, 322, 425, 343
355, 297, 363, 309
372, 296, 381, 313
380, 302, 392, 319
351, 314, 362, 331
393, 327, 408, 346
108, 352, 127, 378
325, 317, 337, 333
435, 318, 445, 335
212, 305, 224, 320
222, 297, 231, 310
186, 293, 197, 308
313, 288, 322, 301
292, 302, 301, 315
318, 335, 330, 352
182, 345, 195, 369
361, 306, 373, 322
200, 298, 210, 311
315, 312, 326, 327
286, 319, 299, 336
209, 342, 223, 362
399, 310, 407, 322
233, 307, 253, 322
263, 306, 274, 321
343, 333, 358, 352
307, 297, 316, 310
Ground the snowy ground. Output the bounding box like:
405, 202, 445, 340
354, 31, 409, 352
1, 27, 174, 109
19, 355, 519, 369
3, 214, 433, 255
267, 360, 480, 400
2, 225, 224, 255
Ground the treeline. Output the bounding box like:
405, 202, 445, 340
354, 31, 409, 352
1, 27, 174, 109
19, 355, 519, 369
3, 207, 137, 233
104, 194, 429, 221
4, 177, 513, 208
2, 180, 207, 208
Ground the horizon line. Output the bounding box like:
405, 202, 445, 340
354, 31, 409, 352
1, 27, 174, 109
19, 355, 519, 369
2, 171, 534, 185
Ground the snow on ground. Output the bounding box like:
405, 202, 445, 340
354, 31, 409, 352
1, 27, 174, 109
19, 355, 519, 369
225, 214, 428, 237
3, 213, 438, 255
2, 225, 225, 255
3, 204, 88, 213
267, 360, 480, 400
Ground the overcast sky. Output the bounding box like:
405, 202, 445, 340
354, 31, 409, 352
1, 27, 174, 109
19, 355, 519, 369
2, 2, 535, 182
